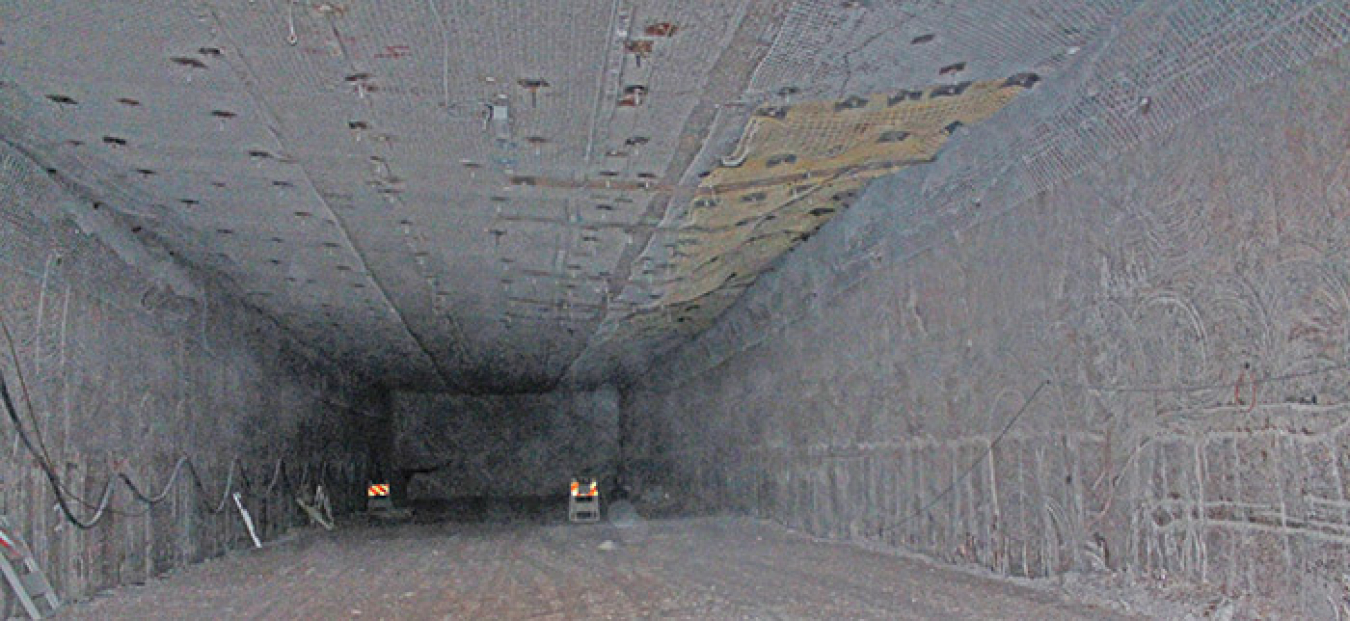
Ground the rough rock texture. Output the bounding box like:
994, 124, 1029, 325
0, 141, 376, 603
624, 43, 1350, 618
393, 386, 619, 498
61, 517, 1134, 620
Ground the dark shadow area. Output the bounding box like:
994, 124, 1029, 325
389, 492, 693, 527
402, 496, 575, 525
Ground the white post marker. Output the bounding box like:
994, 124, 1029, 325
233, 492, 262, 548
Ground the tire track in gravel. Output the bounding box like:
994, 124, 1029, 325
60, 517, 1136, 620
522, 525, 630, 617
455, 525, 518, 618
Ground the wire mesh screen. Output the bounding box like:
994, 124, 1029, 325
647, 0, 1350, 388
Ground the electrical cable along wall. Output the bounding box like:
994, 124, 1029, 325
0, 140, 377, 601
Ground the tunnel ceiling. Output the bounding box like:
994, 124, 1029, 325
0, 1, 1131, 392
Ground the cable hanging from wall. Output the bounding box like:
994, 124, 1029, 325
0, 310, 345, 531
874, 379, 1047, 537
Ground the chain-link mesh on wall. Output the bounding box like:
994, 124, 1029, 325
648, 0, 1350, 387
626, 3, 1350, 616
1020, 1, 1349, 196
749, 0, 1132, 101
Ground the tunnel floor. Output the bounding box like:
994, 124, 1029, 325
61, 516, 1130, 620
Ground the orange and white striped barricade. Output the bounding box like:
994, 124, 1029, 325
568, 479, 600, 523
367, 482, 393, 512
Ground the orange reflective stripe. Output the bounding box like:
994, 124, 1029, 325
569, 481, 600, 497
367, 484, 390, 497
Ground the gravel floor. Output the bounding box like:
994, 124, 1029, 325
60, 516, 1135, 620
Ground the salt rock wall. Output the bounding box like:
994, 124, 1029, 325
0, 140, 375, 602
625, 41, 1350, 617
393, 387, 619, 499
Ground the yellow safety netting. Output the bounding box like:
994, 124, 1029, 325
648, 76, 1033, 330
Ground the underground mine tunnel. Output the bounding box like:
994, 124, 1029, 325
0, 1, 1347, 619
